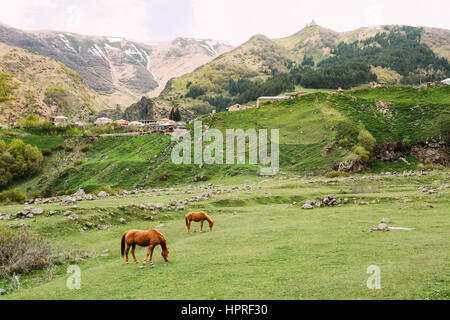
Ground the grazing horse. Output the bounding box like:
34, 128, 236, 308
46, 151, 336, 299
185, 211, 214, 233
121, 229, 169, 264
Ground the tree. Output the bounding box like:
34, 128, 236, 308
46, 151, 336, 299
169, 108, 175, 120
173, 108, 181, 121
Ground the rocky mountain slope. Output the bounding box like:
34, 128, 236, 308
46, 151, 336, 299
0, 42, 109, 123
0, 22, 234, 108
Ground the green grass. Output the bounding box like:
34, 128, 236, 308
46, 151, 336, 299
2, 86, 448, 196
0, 172, 448, 299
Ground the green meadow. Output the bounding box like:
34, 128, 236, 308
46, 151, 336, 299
0, 172, 448, 299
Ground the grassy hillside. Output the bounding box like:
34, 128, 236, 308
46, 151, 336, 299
4, 86, 448, 199
0, 42, 109, 123
0, 172, 449, 299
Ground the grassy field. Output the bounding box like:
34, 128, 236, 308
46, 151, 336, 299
0, 171, 448, 299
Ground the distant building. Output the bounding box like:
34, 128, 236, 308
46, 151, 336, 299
94, 117, 112, 126
227, 104, 254, 112
140, 120, 157, 126
157, 118, 176, 126
129, 121, 144, 128
51, 115, 69, 126
115, 119, 130, 126
256, 96, 289, 108
441, 78, 450, 85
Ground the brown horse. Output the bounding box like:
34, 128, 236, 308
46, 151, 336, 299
185, 211, 214, 233
121, 229, 169, 264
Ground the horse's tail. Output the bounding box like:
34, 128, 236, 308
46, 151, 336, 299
121, 232, 126, 258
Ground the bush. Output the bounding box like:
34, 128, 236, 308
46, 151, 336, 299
0, 190, 26, 204
0, 226, 53, 277
80, 145, 90, 152
336, 120, 359, 146
357, 129, 376, 152
41, 149, 52, 156
417, 163, 445, 171
0, 139, 44, 188
73, 160, 83, 166
353, 145, 370, 162
325, 170, 350, 178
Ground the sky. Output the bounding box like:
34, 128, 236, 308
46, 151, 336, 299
0, 0, 448, 46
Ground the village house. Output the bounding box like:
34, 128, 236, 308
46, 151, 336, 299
140, 120, 157, 126
129, 121, 144, 129
51, 115, 70, 126
441, 78, 450, 85
115, 119, 130, 126
94, 117, 112, 126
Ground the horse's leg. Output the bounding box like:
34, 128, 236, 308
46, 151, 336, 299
200, 220, 204, 232
125, 244, 131, 264
187, 219, 192, 233
149, 246, 155, 264
143, 245, 154, 265
131, 244, 138, 263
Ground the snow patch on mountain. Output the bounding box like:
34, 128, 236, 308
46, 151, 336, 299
58, 33, 77, 53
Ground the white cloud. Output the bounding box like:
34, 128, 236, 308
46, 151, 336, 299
0, 0, 448, 45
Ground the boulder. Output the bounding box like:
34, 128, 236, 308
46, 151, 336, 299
377, 223, 389, 231
302, 203, 314, 210
119, 218, 127, 224
0, 288, 6, 295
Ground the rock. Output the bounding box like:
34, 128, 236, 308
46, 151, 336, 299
381, 218, 391, 224
328, 194, 336, 200
85, 222, 93, 227
73, 189, 86, 197
67, 214, 78, 220
119, 218, 127, 224
64, 211, 73, 216
377, 223, 389, 231
0, 288, 6, 295
97, 191, 108, 198
302, 203, 314, 209
97, 224, 110, 230
31, 208, 44, 215
49, 211, 55, 216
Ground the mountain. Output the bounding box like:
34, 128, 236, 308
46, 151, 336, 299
148, 23, 450, 119
0, 22, 234, 108
0, 42, 109, 123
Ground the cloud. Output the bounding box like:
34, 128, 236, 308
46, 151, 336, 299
0, 0, 448, 45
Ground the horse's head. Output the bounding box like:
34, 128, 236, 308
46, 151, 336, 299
209, 220, 214, 230
162, 246, 169, 262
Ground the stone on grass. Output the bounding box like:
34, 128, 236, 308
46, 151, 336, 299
302, 203, 314, 209
119, 218, 127, 224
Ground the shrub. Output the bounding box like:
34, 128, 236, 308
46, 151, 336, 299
417, 163, 445, 171
357, 129, 376, 152
41, 149, 52, 156
73, 160, 83, 166
0, 190, 26, 204
325, 170, 350, 178
80, 145, 90, 152
0, 226, 53, 277
0, 139, 44, 188
353, 145, 370, 162
336, 120, 359, 145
